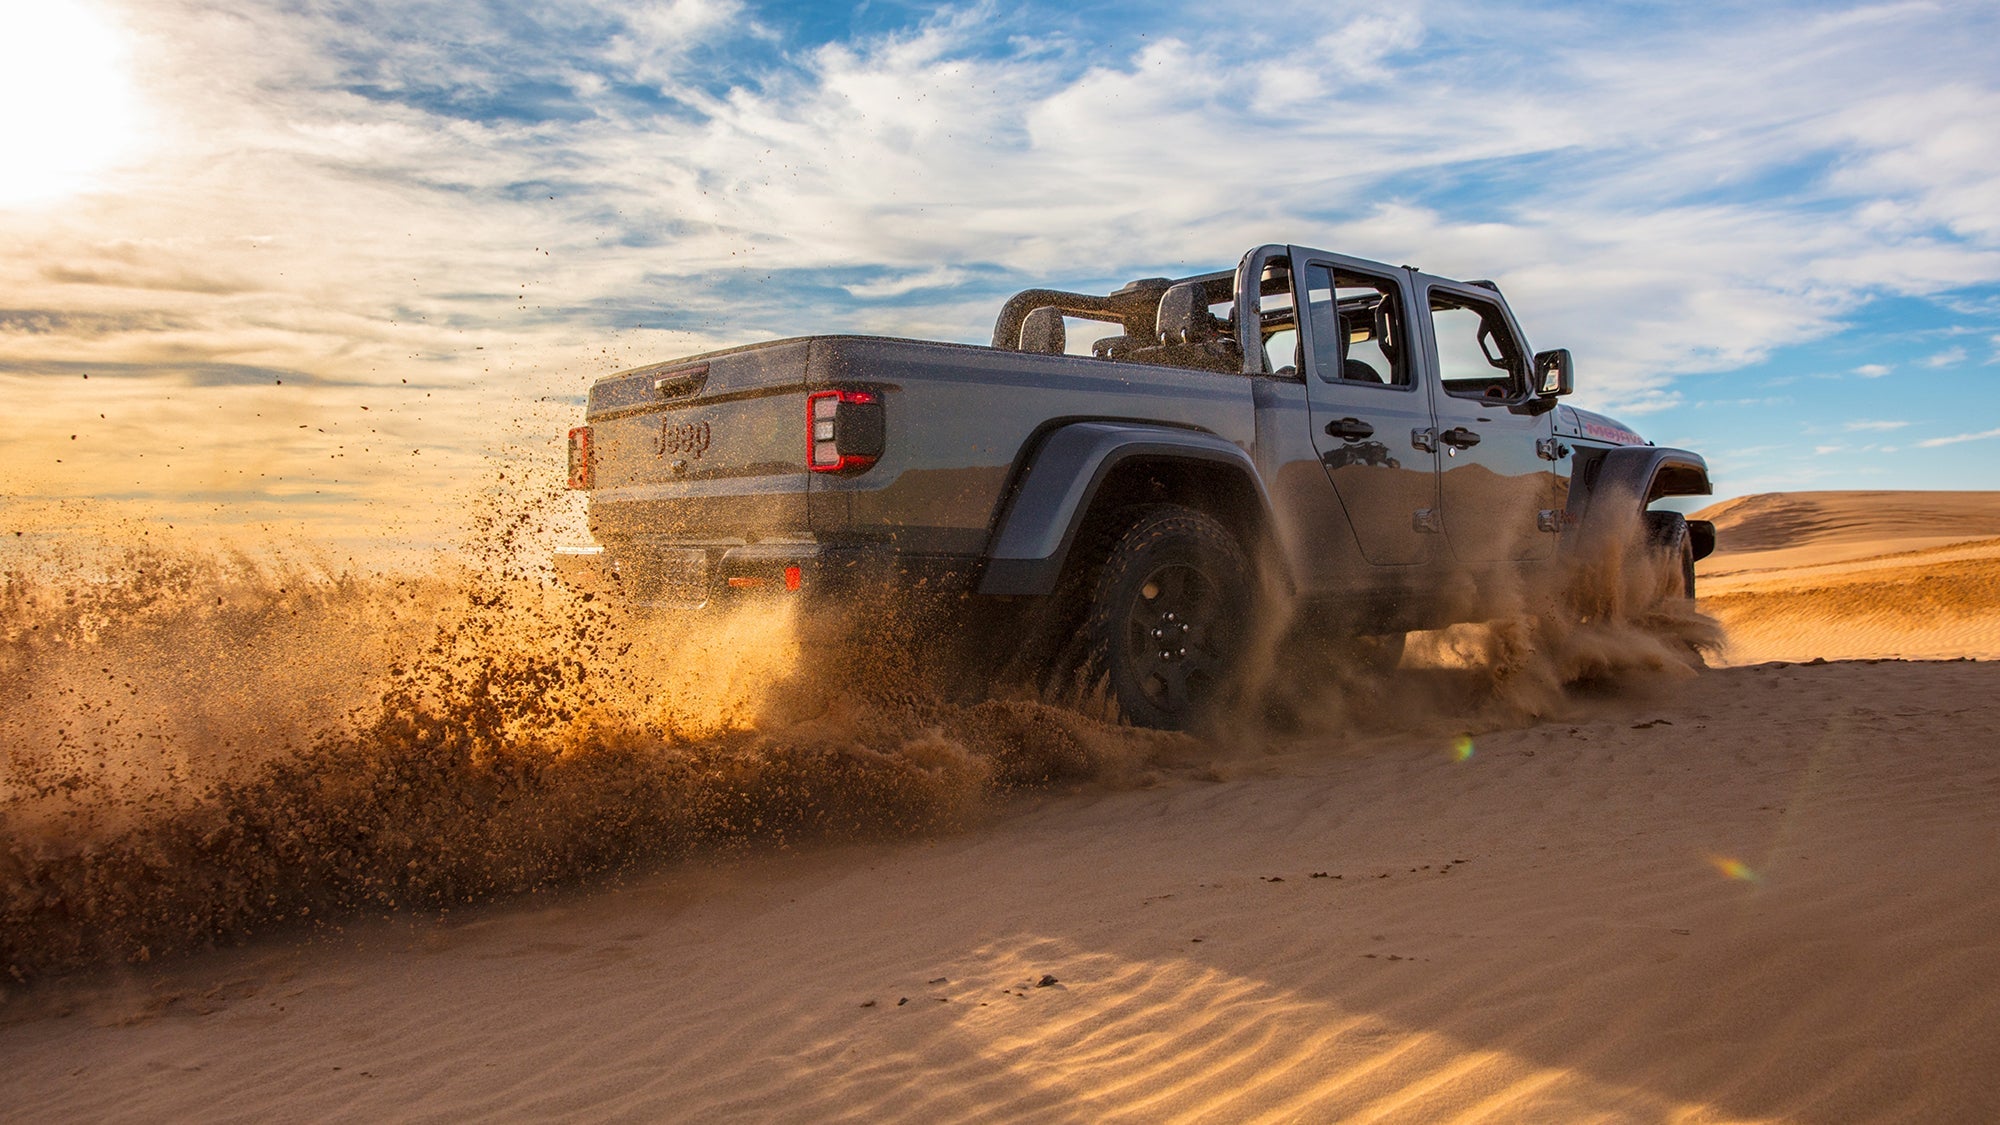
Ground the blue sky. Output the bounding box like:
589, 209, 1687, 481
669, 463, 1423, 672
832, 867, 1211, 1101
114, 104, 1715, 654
2, 0, 1998, 543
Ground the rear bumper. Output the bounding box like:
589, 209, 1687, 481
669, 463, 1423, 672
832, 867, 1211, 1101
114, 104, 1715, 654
552, 542, 980, 608
552, 546, 618, 594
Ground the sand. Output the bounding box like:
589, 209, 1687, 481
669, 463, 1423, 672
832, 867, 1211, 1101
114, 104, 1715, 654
5, 490, 1999, 1123
1699, 491, 2000, 664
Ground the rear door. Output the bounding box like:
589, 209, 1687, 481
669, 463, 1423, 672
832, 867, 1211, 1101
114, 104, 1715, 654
1295, 253, 1440, 566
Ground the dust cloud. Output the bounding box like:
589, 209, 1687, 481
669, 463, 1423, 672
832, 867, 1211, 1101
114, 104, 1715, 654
1405, 505, 1722, 721
0, 496, 1715, 985
1234, 501, 1721, 742
0, 533, 1170, 984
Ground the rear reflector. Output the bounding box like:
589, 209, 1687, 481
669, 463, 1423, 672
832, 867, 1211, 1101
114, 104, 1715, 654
567, 426, 594, 489
784, 565, 802, 591
807, 389, 885, 473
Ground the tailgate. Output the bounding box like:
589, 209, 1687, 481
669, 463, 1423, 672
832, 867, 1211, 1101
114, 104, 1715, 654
584, 339, 811, 541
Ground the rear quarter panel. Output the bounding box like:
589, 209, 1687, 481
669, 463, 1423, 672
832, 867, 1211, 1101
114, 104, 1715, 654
804, 337, 1257, 555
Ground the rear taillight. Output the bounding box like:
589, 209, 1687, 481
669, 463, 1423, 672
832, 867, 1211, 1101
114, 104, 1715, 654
725, 564, 805, 592
567, 426, 594, 489
807, 389, 885, 473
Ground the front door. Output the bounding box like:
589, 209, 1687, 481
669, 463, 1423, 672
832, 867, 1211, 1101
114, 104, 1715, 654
1297, 257, 1439, 566
1415, 279, 1557, 563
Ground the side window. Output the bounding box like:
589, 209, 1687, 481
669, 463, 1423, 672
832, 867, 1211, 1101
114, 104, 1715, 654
1303, 264, 1409, 387
1430, 294, 1526, 400
1263, 327, 1299, 375
1259, 264, 1299, 375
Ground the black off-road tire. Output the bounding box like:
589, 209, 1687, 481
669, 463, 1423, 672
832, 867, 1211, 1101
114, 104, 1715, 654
1642, 511, 1697, 600
1081, 504, 1252, 730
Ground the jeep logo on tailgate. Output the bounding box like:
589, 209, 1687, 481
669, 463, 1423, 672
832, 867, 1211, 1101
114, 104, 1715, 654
655, 418, 711, 458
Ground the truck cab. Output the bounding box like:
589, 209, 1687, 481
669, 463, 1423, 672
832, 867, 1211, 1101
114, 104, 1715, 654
984, 245, 1600, 621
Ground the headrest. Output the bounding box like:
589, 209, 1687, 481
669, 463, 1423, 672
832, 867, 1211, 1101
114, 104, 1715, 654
1155, 282, 1213, 345
1019, 306, 1066, 355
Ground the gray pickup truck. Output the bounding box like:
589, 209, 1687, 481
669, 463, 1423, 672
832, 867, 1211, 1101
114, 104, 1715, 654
557, 242, 1715, 727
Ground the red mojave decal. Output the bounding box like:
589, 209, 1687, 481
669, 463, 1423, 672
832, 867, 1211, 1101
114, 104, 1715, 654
1581, 420, 1643, 445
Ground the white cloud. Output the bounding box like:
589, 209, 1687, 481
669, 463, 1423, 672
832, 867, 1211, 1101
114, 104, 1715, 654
611, 0, 755, 82
1844, 419, 1909, 431
1925, 347, 1970, 367
1853, 363, 1892, 377
842, 266, 971, 300
1694, 395, 1792, 409
1917, 427, 2000, 448
1820, 81, 2000, 243
1316, 12, 1425, 84
7, 0, 2000, 530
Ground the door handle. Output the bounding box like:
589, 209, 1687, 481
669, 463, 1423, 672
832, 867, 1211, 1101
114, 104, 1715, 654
1325, 417, 1375, 441
651, 363, 710, 398
1439, 426, 1482, 449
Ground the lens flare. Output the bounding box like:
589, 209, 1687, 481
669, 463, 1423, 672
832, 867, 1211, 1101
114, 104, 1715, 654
1451, 734, 1475, 761
1709, 856, 1760, 882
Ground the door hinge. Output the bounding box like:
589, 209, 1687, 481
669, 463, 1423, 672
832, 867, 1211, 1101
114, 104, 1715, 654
1537, 509, 1564, 533
1536, 437, 1567, 461
1411, 428, 1438, 453
1413, 508, 1442, 534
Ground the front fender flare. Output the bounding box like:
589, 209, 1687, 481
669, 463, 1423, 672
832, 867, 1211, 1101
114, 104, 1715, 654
977, 422, 1275, 596
1565, 445, 1713, 557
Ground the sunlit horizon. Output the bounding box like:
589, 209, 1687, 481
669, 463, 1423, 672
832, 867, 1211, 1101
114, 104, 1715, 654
3, 0, 1998, 546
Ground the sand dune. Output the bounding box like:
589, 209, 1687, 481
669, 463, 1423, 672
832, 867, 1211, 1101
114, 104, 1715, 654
1698, 489, 2000, 558
5, 491, 1999, 1122
1697, 491, 2000, 664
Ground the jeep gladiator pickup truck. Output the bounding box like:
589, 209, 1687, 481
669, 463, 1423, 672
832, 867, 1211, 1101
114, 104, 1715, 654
557, 242, 1715, 728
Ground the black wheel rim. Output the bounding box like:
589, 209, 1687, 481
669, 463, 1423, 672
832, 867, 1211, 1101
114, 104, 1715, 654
1122, 561, 1228, 716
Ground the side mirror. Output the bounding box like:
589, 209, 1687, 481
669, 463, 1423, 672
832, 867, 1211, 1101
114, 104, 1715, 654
1534, 348, 1574, 397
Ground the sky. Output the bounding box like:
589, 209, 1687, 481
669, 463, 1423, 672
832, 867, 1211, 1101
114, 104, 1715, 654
2, 0, 1998, 550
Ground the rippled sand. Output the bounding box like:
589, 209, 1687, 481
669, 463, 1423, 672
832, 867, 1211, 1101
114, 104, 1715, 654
4, 491, 1997, 1122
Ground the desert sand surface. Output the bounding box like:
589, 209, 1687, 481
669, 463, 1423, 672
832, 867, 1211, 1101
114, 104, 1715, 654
1698, 490, 2000, 664
5, 491, 1999, 1123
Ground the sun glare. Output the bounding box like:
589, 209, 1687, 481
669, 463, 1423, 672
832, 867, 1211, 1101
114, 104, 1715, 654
0, 0, 145, 207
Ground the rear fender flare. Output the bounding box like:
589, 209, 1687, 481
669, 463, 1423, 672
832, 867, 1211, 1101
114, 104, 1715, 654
1566, 446, 1714, 559
977, 422, 1278, 596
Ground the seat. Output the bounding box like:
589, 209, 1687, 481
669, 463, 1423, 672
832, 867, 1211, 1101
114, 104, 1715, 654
1155, 282, 1208, 346
1018, 306, 1066, 355
1134, 282, 1240, 373
1343, 358, 1385, 383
